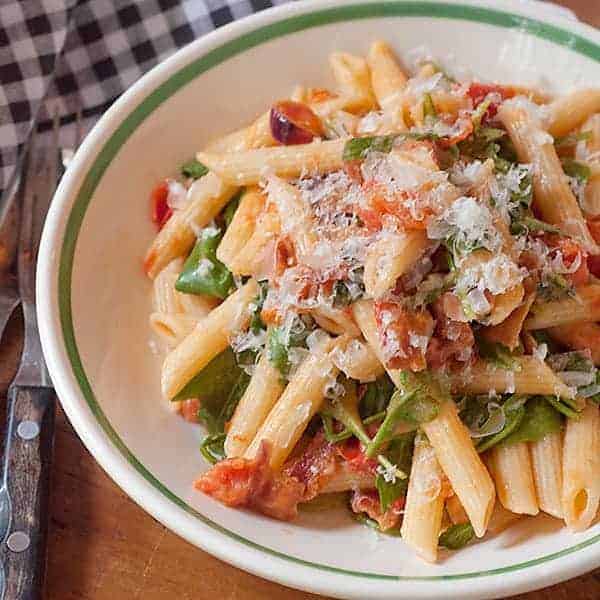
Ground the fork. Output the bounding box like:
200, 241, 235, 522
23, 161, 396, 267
0, 111, 77, 600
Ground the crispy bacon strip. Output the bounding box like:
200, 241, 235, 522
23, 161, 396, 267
350, 489, 405, 531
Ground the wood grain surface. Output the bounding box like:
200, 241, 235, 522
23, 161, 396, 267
1, 1, 599, 598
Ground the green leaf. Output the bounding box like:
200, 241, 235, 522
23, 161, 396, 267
321, 379, 371, 446
510, 216, 559, 236
175, 227, 233, 299
376, 433, 415, 511
423, 93, 437, 120
366, 373, 445, 457
555, 131, 592, 148
181, 158, 209, 179
266, 315, 314, 379
249, 280, 268, 335
359, 375, 395, 419
321, 411, 385, 444
352, 512, 401, 536
200, 433, 226, 464
174, 348, 240, 402
502, 397, 563, 445
476, 395, 527, 453
579, 370, 600, 404
439, 523, 475, 550
536, 273, 574, 302
343, 135, 396, 161
544, 395, 582, 419
223, 194, 241, 228
561, 158, 591, 183
476, 338, 521, 371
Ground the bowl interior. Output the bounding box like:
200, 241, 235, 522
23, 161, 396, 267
44, 2, 600, 597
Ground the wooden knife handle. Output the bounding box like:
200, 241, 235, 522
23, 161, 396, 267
0, 386, 55, 600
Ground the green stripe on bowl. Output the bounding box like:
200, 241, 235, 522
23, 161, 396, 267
58, 1, 600, 581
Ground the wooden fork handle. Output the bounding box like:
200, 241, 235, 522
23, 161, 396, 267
0, 386, 55, 600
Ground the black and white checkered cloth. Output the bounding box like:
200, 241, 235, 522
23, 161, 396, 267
0, 0, 292, 200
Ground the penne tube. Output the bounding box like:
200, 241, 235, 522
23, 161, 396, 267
217, 187, 266, 268
452, 356, 575, 399
547, 322, 600, 365
422, 401, 496, 538
319, 462, 375, 494
530, 431, 564, 519
197, 138, 347, 186
400, 433, 448, 563
153, 258, 184, 314
562, 403, 600, 531
480, 292, 536, 350
311, 305, 361, 337
330, 336, 385, 382
524, 284, 600, 330
498, 101, 597, 253
581, 114, 600, 216
486, 442, 539, 515
244, 336, 339, 470
225, 350, 286, 458
144, 173, 238, 278
367, 40, 407, 130
329, 52, 377, 113
546, 88, 600, 138
205, 110, 274, 153
363, 231, 430, 298
161, 279, 258, 399
149, 312, 199, 348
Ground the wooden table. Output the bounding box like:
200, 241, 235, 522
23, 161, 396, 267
1, 1, 600, 598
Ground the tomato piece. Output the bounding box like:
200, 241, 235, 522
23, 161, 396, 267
587, 217, 600, 244
547, 236, 589, 288
467, 83, 516, 106
374, 300, 434, 371
151, 180, 172, 230
270, 100, 323, 145
181, 399, 200, 423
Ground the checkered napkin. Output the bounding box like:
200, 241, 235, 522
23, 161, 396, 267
0, 0, 292, 201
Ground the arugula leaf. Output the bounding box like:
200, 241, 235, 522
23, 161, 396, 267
476, 395, 527, 453
376, 432, 415, 511
181, 158, 209, 179
536, 273, 574, 302
223, 193, 241, 228
510, 216, 559, 236
321, 379, 371, 446
458, 126, 515, 173
476, 338, 521, 371
423, 93, 437, 120
502, 396, 563, 445
175, 227, 233, 299
343, 135, 396, 160
352, 512, 401, 536
321, 411, 385, 444
579, 370, 600, 404
554, 130, 592, 148
359, 375, 395, 419
561, 158, 591, 183
249, 281, 268, 335
266, 314, 314, 379
544, 395, 582, 419
439, 523, 475, 549
200, 433, 226, 464
366, 373, 445, 457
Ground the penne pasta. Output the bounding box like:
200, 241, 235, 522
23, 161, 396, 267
311, 305, 362, 337
422, 401, 496, 538
329, 52, 377, 113
562, 403, 600, 531
400, 433, 448, 563
363, 231, 430, 298
149, 312, 199, 348
480, 292, 536, 350
581, 114, 600, 216
546, 88, 600, 138
486, 501, 522, 535
451, 356, 574, 399
330, 336, 385, 382
144, 172, 238, 278
161, 279, 258, 399
319, 462, 375, 494
197, 139, 347, 186
244, 335, 339, 470
486, 442, 539, 516
225, 350, 286, 458
152, 258, 185, 314
498, 100, 597, 253
524, 284, 600, 330
530, 431, 564, 519
446, 494, 469, 525
205, 110, 274, 153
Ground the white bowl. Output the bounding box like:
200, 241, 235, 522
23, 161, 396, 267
37, 1, 600, 598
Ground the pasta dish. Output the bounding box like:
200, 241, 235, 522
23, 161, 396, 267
143, 41, 600, 562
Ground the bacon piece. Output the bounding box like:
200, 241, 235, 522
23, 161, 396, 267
545, 234, 589, 288
196, 442, 305, 521
336, 437, 378, 475
350, 489, 404, 531
151, 180, 172, 230
374, 300, 435, 371
467, 83, 516, 121
181, 399, 200, 423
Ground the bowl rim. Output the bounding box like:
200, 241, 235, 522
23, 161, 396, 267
37, 1, 600, 598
